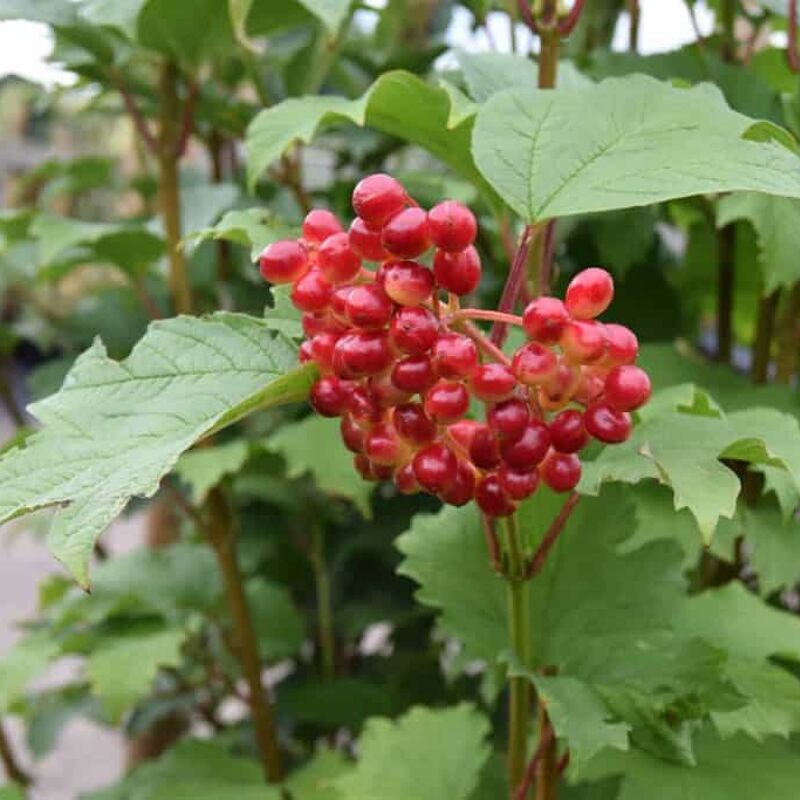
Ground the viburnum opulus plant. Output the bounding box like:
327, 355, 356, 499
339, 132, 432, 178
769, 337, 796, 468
259, 173, 651, 517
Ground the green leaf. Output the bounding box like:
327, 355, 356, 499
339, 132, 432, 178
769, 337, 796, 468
0, 633, 59, 713
267, 415, 374, 517
717, 192, 800, 292
175, 439, 250, 503
24, 685, 101, 758
296, 0, 353, 34
334, 705, 490, 800
472, 75, 800, 222
186, 208, 293, 261
0, 0, 77, 25
78, 0, 145, 38
0, 313, 314, 585
280, 678, 393, 729
227, 0, 260, 53
86, 623, 185, 721
246, 579, 305, 661
179, 182, 240, 242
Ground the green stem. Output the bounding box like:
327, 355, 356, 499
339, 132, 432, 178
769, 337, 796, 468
310, 524, 336, 681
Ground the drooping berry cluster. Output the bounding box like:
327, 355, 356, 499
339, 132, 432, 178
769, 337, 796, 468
259, 174, 651, 517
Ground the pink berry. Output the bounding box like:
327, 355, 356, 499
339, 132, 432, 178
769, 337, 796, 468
413, 443, 457, 494
318, 232, 361, 283
549, 410, 588, 453
498, 465, 540, 501
602, 323, 639, 366
302, 209, 342, 244
391, 355, 436, 394
574, 366, 607, 406
427, 201, 477, 252
469, 364, 516, 402
560, 320, 607, 364
352, 174, 407, 229
439, 459, 476, 506
349, 217, 391, 262
500, 421, 550, 470
522, 297, 569, 344
433, 247, 482, 296
469, 425, 501, 469
393, 403, 437, 445
291, 269, 332, 313
381, 207, 431, 259
345, 284, 393, 329
512, 342, 558, 386
447, 419, 482, 452
539, 359, 581, 409
565, 267, 614, 319
389, 306, 439, 355
475, 474, 517, 517
424, 380, 470, 424
259, 240, 308, 284
540, 452, 582, 492
310, 376, 347, 417
381, 260, 435, 306
487, 398, 530, 442
584, 402, 632, 444
431, 333, 479, 378
604, 365, 651, 411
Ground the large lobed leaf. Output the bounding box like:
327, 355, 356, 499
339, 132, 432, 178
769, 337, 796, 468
0, 313, 314, 584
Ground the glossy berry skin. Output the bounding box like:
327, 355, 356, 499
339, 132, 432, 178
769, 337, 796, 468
424, 380, 470, 424
413, 443, 457, 494
335, 331, 393, 377
469, 364, 516, 402
299, 339, 314, 364
381, 260, 435, 307
540, 359, 581, 409
345, 385, 381, 423
584, 402, 632, 444
310, 376, 347, 417
352, 174, 407, 229
354, 454, 393, 482
604, 365, 652, 411
340, 414, 365, 453
439, 460, 476, 506
391, 355, 436, 394
500, 421, 550, 470
476, 474, 517, 517
431, 333, 479, 378
565, 267, 614, 319
574, 367, 606, 406
345, 284, 393, 329
381, 207, 431, 258
291, 269, 333, 313
259, 240, 308, 284
302, 209, 342, 244
318, 232, 361, 283
364, 423, 404, 466
393, 403, 437, 445
308, 332, 339, 373
469, 425, 501, 469
560, 320, 606, 364
303, 311, 345, 338
349, 217, 390, 261
512, 342, 558, 386
369, 372, 410, 408
394, 462, 420, 494
329, 286, 354, 323
549, 410, 589, 453
448, 419, 481, 452
522, 297, 569, 344
427, 201, 477, 252
541, 452, 582, 492
433, 247, 482, 296
498, 465, 540, 501
390, 306, 438, 355
487, 398, 530, 441
603, 323, 639, 366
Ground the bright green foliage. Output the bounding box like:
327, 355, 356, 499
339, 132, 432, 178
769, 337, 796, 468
187, 208, 294, 261
0, 314, 313, 584
296, 0, 354, 34
0, 633, 60, 713
175, 439, 251, 503
334, 705, 491, 800
472, 76, 800, 221
0, 787, 25, 800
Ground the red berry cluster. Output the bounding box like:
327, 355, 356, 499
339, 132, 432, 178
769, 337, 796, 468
259, 174, 651, 517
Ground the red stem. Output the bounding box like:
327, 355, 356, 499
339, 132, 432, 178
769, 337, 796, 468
514, 716, 555, 800
517, 0, 540, 33
538, 221, 556, 297
790, 0, 800, 72
492, 225, 533, 347
463, 320, 513, 367
113, 70, 158, 155
174, 78, 199, 157
450, 309, 523, 327
525, 492, 580, 580
557, 0, 586, 35
481, 514, 504, 574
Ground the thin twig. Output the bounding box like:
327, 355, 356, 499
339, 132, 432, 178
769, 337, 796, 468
517, 0, 540, 33
481, 514, 504, 574
538, 221, 556, 297
463, 320, 513, 367
790, 0, 800, 72
557, 0, 586, 35
525, 492, 580, 580
491, 225, 533, 347
174, 78, 199, 158
112, 69, 158, 155
0, 719, 31, 788
514, 715, 554, 800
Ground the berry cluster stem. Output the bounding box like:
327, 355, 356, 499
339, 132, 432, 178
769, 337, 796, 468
0, 718, 31, 789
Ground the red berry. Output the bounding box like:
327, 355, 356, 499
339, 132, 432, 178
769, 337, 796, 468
574, 366, 606, 406
393, 403, 437, 445
604, 365, 651, 411
447, 419, 482, 452
394, 462, 420, 494
487, 398, 530, 442
541, 452, 582, 492
302, 209, 342, 244
522, 297, 569, 344
433, 247, 482, 296
500, 421, 550, 470
365, 422, 404, 466
318, 232, 361, 283
424, 380, 470, 424
602, 323, 638, 367
565, 267, 614, 319
302, 311, 345, 337
354, 454, 392, 482
381, 260, 435, 306
469, 364, 516, 402
512, 342, 558, 386
335, 331, 392, 377
345, 284, 393, 329
329, 286, 354, 323
391, 355, 436, 394
413, 443, 457, 494
540, 358, 581, 408
431, 333, 479, 378
584, 402, 632, 444
310, 376, 347, 417
349, 217, 391, 262
259, 240, 308, 284
469, 425, 501, 469
340, 414, 365, 453
439, 459, 476, 506
345, 384, 381, 423
390, 306, 439, 355
382, 207, 431, 259
309, 332, 339, 372
549, 410, 589, 453
560, 320, 606, 364
369, 372, 411, 407
291, 269, 333, 313
475, 473, 517, 517
427, 201, 477, 252
299, 340, 314, 364
352, 174, 407, 229
498, 465, 540, 501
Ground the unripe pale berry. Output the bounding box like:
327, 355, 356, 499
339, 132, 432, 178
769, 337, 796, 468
584, 402, 632, 444
500, 421, 550, 470
413, 443, 457, 494
604, 365, 652, 411
548, 410, 588, 453
381, 207, 431, 259
390, 306, 438, 355
427, 201, 477, 252
469, 364, 516, 402
540, 359, 581, 409
574, 366, 607, 406
487, 398, 530, 442
318, 232, 361, 283
540, 452, 582, 492
381, 260, 435, 306
391, 355, 436, 394
431, 333, 479, 378
498, 465, 540, 501
349, 217, 390, 261
303, 209, 342, 244
291, 269, 333, 313
512, 342, 558, 386
352, 174, 406, 229
424, 379, 470, 424
393, 403, 437, 445
259, 240, 308, 284
560, 320, 607, 364
522, 297, 569, 344
433, 247, 482, 296
602, 323, 638, 366
565, 267, 614, 319
476, 473, 517, 517
345, 284, 393, 329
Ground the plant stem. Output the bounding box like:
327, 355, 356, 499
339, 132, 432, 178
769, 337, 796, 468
776, 283, 800, 384
751, 289, 779, 384
504, 514, 532, 799
157, 60, 193, 315
525, 492, 579, 580
0, 719, 30, 789
627, 0, 640, 52
491, 225, 534, 347
208, 130, 233, 284
514, 719, 554, 800
0, 360, 24, 429
310, 524, 336, 681
205, 489, 283, 782
535, 705, 558, 800
452, 309, 523, 327
715, 223, 735, 364
720, 0, 736, 62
